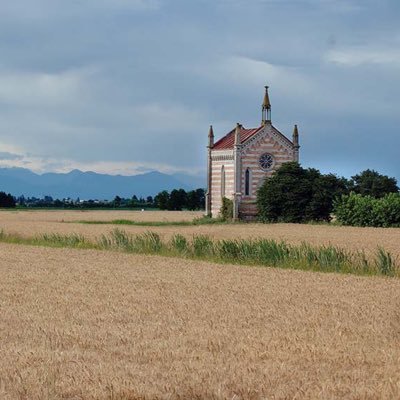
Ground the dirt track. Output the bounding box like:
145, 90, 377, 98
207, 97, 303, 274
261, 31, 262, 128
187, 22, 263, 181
1, 242, 399, 399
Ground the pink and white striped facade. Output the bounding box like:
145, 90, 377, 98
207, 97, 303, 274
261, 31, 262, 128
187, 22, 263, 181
206, 90, 300, 219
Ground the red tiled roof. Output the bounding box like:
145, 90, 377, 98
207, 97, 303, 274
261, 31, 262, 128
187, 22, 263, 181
213, 126, 264, 150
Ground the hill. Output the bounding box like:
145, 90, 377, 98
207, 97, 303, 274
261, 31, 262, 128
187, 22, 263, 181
0, 167, 204, 199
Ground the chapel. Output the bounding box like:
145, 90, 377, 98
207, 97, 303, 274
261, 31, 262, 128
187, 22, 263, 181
206, 86, 300, 220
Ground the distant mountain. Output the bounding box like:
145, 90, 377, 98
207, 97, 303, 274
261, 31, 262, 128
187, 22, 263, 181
0, 167, 204, 200
172, 172, 205, 190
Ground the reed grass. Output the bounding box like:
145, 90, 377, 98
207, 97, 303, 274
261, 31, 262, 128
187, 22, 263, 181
0, 229, 397, 277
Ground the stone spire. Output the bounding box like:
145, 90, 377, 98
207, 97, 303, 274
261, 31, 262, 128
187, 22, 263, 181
292, 124, 300, 162
208, 125, 214, 148
292, 124, 299, 146
234, 123, 241, 146
261, 86, 271, 125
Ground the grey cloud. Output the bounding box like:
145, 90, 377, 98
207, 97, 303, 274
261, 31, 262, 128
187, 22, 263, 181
0, 0, 399, 181
0, 152, 23, 160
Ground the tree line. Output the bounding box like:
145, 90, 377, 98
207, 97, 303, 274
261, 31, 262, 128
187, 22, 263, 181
257, 163, 399, 226
0, 188, 205, 210
154, 188, 205, 210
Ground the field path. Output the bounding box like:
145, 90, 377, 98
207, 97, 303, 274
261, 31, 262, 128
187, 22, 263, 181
1, 243, 399, 399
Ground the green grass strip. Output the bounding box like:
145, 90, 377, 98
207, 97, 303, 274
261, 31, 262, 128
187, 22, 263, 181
0, 229, 398, 278
73, 216, 227, 227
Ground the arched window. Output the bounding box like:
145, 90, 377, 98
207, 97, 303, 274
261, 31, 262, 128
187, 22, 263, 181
245, 168, 251, 196
221, 166, 225, 197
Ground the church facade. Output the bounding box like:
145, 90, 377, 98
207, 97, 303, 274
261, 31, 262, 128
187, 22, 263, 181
206, 86, 300, 220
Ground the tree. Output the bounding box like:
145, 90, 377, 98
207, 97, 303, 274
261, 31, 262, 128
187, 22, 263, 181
305, 171, 349, 221
154, 190, 170, 210
146, 196, 153, 205
351, 169, 398, 198
0, 192, 16, 208
257, 163, 312, 222
186, 188, 205, 210
168, 189, 187, 211
257, 162, 349, 222
113, 195, 122, 208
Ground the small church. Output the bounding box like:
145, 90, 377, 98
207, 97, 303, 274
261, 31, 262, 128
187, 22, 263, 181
206, 86, 300, 220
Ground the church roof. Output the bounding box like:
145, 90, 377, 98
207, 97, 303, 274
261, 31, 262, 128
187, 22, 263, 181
213, 126, 264, 150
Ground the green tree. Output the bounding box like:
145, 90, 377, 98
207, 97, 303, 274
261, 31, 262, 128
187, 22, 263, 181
113, 195, 122, 208
154, 190, 170, 210
0, 192, 16, 208
168, 189, 187, 211
305, 171, 349, 221
257, 162, 349, 223
257, 163, 312, 222
351, 169, 398, 198
186, 188, 205, 210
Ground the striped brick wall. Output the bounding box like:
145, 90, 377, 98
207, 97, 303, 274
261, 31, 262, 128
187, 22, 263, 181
210, 152, 234, 217
239, 126, 295, 217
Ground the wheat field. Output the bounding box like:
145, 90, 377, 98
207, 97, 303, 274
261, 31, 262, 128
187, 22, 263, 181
1, 210, 400, 399
1, 210, 400, 257
1, 242, 400, 399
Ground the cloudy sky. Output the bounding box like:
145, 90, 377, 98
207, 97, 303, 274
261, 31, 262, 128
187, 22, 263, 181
0, 0, 399, 181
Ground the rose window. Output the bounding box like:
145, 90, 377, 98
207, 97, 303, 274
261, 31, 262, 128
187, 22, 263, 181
259, 153, 274, 171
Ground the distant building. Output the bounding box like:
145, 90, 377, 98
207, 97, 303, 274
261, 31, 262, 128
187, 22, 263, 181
206, 86, 300, 220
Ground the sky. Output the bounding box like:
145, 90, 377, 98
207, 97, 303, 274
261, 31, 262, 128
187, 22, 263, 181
0, 0, 399, 181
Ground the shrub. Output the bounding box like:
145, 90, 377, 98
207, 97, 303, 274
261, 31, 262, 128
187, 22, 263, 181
220, 197, 233, 221
334, 192, 400, 227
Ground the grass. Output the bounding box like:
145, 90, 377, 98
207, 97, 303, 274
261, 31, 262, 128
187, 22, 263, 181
0, 228, 398, 277
73, 216, 227, 226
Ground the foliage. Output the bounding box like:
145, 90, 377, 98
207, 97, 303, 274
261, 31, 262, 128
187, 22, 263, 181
113, 195, 122, 208
154, 188, 205, 211
0, 228, 397, 277
257, 162, 349, 223
15, 188, 204, 210
186, 188, 206, 210
350, 169, 399, 198
154, 190, 170, 210
333, 192, 400, 227
220, 197, 233, 221
0, 192, 16, 208
168, 189, 187, 211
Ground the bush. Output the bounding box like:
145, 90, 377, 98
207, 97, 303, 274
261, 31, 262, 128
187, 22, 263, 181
334, 192, 400, 227
220, 197, 233, 221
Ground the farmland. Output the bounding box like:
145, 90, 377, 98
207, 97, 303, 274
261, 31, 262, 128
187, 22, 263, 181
1, 209, 400, 257
1, 210, 400, 399
0, 211, 400, 256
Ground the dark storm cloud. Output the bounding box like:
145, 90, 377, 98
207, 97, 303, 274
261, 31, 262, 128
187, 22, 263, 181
0, 0, 398, 179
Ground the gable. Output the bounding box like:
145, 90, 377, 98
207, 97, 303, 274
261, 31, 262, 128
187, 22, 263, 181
240, 123, 294, 156
212, 123, 293, 152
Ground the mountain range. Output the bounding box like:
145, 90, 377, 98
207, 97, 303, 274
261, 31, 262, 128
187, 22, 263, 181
0, 167, 205, 200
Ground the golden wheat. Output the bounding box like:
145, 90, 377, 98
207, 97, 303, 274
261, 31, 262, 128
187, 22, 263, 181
0, 242, 399, 399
